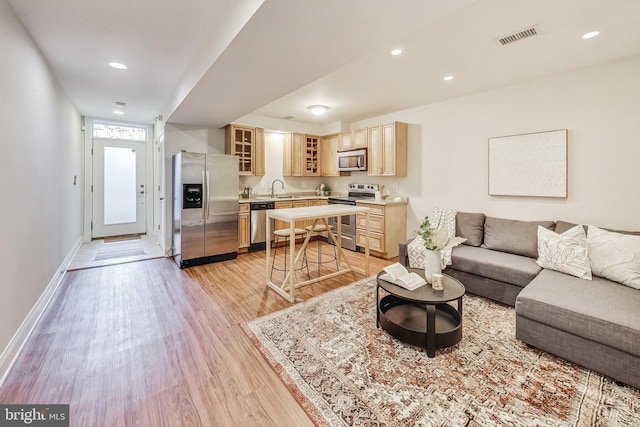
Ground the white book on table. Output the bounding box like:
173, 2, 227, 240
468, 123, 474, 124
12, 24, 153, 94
380, 262, 426, 291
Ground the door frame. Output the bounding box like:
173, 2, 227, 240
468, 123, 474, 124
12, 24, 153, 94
82, 118, 154, 243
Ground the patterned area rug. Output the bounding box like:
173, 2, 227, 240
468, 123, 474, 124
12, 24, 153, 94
243, 277, 640, 426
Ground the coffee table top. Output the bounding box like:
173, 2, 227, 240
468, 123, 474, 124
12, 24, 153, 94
376, 268, 465, 304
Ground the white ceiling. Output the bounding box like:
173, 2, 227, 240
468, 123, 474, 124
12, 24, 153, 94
8, 0, 640, 128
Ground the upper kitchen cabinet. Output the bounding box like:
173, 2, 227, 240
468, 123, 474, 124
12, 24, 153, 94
337, 128, 367, 151
225, 124, 265, 176
321, 134, 340, 176
284, 133, 320, 176
368, 121, 407, 176
304, 135, 320, 176
254, 128, 265, 176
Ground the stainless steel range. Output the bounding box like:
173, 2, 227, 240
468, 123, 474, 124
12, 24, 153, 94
327, 184, 380, 251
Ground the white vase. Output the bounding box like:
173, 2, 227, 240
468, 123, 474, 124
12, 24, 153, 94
423, 249, 442, 284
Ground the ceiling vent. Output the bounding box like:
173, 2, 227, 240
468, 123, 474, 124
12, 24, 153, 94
283, 115, 296, 120
498, 26, 538, 46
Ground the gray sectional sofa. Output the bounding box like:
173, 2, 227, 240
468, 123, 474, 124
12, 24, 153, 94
398, 213, 640, 389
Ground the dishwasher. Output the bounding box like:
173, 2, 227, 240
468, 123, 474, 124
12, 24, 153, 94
250, 201, 275, 251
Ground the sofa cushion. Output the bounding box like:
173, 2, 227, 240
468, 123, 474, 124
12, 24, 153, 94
587, 225, 640, 289
554, 220, 583, 234
516, 269, 640, 356
456, 212, 485, 247
536, 225, 592, 280
483, 217, 555, 258
450, 245, 542, 288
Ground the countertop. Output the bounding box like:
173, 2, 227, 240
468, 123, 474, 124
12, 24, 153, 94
267, 204, 371, 221
239, 194, 407, 206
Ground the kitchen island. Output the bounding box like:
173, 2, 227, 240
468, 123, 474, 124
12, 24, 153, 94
266, 204, 371, 302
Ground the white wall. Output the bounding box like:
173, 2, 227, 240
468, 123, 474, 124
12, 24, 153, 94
351, 55, 640, 235
0, 0, 82, 360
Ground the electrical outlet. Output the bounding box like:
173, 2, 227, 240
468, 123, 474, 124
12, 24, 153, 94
261, 181, 268, 189
301, 181, 306, 188
392, 182, 398, 190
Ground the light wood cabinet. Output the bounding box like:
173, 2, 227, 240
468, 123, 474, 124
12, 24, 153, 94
367, 121, 407, 177
353, 128, 367, 148
254, 128, 265, 176
355, 201, 407, 259
321, 134, 340, 176
273, 200, 309, 233
338, 131, 353, 150
284, 133, 320, 177
225, 124, 265, 176
338, 128, 367, 150
283, 133, 304, 176
304, 136, 320, 176
238, 203, 250, 250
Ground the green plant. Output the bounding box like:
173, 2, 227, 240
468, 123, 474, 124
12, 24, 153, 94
416, 215, 467, 251
416, 216, 438, 250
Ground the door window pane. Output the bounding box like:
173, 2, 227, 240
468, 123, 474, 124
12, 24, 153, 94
104, 147, 136, 224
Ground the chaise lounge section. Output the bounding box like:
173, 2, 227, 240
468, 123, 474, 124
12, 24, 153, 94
399, 213, 640, 389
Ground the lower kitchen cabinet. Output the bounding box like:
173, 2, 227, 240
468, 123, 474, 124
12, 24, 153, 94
238, 203, 250, 250
355, 202, 407, 259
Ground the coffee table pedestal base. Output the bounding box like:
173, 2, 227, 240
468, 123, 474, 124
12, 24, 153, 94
378, 295, 462, 357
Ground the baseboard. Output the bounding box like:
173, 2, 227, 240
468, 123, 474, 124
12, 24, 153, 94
0, 237, 83, 387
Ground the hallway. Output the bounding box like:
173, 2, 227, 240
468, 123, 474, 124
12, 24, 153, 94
67, 235, 165, 270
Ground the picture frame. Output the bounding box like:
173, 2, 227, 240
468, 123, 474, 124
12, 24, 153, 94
488, 129, 567, 198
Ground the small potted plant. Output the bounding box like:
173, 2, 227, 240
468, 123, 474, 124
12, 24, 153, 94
323, 186, 331, 196
416, 216, 466, 283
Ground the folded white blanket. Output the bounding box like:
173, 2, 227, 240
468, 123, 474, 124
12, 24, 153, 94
408, 207, 457, 269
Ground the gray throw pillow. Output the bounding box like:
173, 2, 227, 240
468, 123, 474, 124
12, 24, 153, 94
483, 217, 555, 258
456, 212, 485, 247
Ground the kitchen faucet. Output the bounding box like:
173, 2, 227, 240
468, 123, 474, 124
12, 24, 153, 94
270, 179, 284, 198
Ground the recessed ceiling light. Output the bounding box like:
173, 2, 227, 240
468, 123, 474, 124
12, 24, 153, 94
443, 75, 454, 81
308, 105, 329, 116
582, 31, 599, 39
391, 49, 403, 56
108, 62, 127, 70
113, 110, 125, 115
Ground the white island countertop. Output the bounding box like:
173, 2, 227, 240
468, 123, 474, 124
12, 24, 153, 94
267, 204, 370, 221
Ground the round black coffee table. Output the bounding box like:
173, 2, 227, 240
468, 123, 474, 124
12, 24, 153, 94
376, 268, 465, 357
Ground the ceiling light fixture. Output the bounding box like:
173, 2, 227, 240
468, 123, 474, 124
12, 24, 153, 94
109, 62, 127, 70
308, 105, 329, 116
582, 31, 600, 39
391, 49, 403, 56
443, 75, 454, 81
113, 110, 125, 115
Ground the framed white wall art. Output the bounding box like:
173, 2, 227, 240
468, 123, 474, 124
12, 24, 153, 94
488, 129, 567, 198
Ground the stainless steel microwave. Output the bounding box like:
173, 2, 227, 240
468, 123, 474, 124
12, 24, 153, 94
337, 148, 367, 172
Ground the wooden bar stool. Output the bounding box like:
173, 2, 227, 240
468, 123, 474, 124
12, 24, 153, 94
305, 223, 338, 276
270, 228, 310, 282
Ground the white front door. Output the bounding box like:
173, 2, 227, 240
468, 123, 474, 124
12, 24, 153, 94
92, 139, 146, 238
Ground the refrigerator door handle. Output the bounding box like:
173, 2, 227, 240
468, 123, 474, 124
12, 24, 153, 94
205, 171, 211, 219
201, 171, 206, 221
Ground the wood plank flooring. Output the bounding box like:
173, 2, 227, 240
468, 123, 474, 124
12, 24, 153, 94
0, 247, 393, 426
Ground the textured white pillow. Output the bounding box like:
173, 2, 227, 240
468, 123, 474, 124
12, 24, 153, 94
536, 225, 592, 280
587, 225, 640, 289
407, 236, 427, 268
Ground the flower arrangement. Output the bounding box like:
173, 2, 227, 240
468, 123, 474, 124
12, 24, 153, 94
416, 216, 466, 251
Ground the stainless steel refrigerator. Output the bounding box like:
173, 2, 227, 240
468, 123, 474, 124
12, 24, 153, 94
173, 152, 239, 268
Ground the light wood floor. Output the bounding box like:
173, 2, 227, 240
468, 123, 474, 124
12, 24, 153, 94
0, 246, 394, 426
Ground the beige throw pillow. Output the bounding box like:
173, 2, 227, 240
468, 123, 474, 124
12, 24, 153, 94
587, 225, 640, 289
536, 225, 592, 280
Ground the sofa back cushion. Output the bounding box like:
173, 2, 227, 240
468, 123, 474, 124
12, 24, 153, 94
456, 212, 485, 247
483, 217, 555, 258
556, 220, 640, 236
